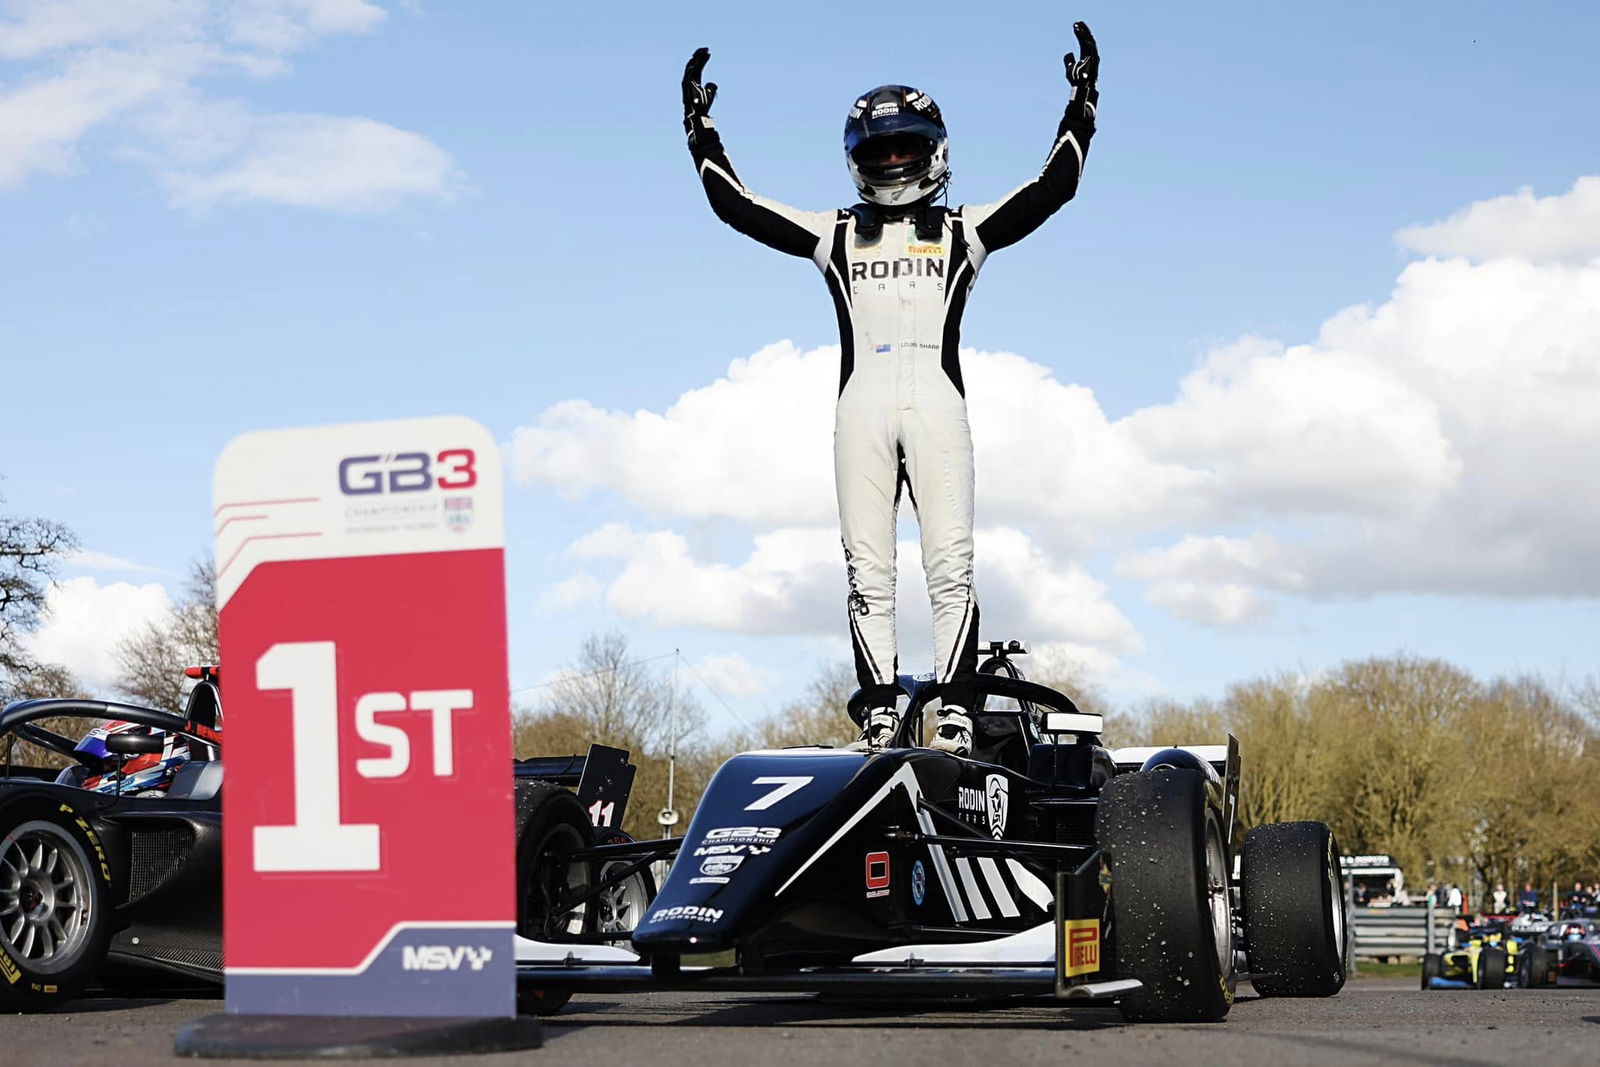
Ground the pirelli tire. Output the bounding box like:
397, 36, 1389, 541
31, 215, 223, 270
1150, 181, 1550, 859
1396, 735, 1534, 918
1421, 952, 1442, 989
1239, 821, 1348, 997
0, 797, 115, 1011
514, 784, 591, 1017
1522, 944, 1552, 988
1477, 946, 1508, 989
1095, 767, 1236, 1023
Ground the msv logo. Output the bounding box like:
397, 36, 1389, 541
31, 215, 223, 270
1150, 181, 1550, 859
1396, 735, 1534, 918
401, 945, 494, 971
338, 450, 477, 495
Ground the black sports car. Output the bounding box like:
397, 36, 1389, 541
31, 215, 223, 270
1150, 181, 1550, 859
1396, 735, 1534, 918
0, 672, 225, 1010
514, 642, 1350, 1023
0, 671, 644, 1012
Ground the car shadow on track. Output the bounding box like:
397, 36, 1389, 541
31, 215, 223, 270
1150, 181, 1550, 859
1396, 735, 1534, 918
542, 994, 1126, 1035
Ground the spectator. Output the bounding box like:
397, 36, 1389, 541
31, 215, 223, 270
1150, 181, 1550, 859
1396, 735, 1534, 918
1446, 883, 1464, 913
1519, 882, 1541, 913
1570, 881, 1593, 916
1491, 883, 1509, 913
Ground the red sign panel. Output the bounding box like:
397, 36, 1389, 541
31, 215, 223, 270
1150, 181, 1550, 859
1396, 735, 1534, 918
214, 417, 514, 1017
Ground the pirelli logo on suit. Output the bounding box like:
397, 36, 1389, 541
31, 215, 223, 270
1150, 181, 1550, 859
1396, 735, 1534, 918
849, 258, 946, 281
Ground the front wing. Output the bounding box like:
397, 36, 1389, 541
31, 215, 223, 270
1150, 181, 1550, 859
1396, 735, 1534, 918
514, 850, 1139, 1003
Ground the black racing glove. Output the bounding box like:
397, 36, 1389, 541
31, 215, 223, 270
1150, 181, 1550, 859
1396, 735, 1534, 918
1063, 21, 1099, 122
682, 46, 719, 143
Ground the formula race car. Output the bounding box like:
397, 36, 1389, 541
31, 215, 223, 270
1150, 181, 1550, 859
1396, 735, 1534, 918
515, 641, 1350, 1022
0, 669, 644, 1011
1520, 919, 1600, 988
1421, 921, 1518, 990
0, 668, 223, 1009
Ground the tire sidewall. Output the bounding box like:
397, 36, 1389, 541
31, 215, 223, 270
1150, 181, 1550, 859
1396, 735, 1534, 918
514, 787, 593, 942
1240, 821, 1346, 997
0, 797, 115, 1010
1098, 768, 1235, 1022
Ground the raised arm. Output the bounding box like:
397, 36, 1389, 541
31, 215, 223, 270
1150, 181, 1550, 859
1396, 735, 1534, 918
683, 47, 833, 260
965, 22, 1100, 255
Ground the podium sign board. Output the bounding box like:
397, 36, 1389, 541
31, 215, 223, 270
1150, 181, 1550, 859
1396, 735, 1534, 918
214, 417, 514, 1017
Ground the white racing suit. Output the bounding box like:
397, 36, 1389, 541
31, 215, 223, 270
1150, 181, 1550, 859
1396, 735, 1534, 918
688, 107, 1094, 712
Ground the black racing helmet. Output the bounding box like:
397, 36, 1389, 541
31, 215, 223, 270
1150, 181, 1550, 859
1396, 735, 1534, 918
844, 85, 950, 208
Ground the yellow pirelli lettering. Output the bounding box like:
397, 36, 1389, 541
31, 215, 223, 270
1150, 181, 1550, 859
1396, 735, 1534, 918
1063, 918, 1101, 977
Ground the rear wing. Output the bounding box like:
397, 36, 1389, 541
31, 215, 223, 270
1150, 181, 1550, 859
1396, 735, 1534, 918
514, 743, 636, 832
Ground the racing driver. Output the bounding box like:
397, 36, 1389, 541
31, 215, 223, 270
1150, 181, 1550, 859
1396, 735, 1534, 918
682, 25, 1099, 755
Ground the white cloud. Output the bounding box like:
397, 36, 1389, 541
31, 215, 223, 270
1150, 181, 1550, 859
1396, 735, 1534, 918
1397, 176, 1600, 264
64, 549, 162, 573
162, 112, 459, 212
1120, 535, 1300, 627
563, 522, 1138, 671
512, 341, 838, 525
22, 576, 171, 691
538, 571, 602, 611
685, 653, 777, 701
0, 0, 453, 211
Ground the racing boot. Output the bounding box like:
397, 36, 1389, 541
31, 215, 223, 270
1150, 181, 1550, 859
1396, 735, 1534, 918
929, 707, 973, 756
847, 707, 901, 751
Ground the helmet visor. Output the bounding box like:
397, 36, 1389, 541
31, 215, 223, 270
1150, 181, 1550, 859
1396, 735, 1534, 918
844, 110, 945, 156
850, 132, 935, 169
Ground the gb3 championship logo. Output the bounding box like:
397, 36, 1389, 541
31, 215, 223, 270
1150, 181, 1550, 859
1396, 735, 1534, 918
338, 450, 477, 496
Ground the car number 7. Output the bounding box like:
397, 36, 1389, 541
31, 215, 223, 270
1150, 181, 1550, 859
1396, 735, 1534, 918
745, 776, 813, 811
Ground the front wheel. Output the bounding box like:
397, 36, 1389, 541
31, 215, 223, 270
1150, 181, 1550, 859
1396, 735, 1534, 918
1421, 952, 1441, 990
0, 799, 114, 1011
1477, 947, 1507, 989
1240, 821, 1348, 997
1096, 767, 1235, 1023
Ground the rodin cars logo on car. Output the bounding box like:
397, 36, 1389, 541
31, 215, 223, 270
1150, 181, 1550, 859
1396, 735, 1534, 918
985, 774, 1009, 839
401, 945, 494, 972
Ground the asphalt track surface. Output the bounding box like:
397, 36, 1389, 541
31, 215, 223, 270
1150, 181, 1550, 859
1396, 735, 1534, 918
2, 979, 1597, 1066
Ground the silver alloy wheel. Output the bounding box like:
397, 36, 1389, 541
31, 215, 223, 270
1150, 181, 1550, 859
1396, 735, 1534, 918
592, 861, 650, 935
1205, 818, 1233, 974
0, 820, 95, 973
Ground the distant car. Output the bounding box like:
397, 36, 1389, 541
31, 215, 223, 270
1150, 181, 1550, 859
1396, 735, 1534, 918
1421, 921, 1518, 990
1521, 919, 1600, 988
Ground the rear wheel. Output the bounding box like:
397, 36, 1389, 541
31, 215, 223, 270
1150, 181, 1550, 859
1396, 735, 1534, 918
1524, 944, 1551, 987
587, 829, 656, 937
0, 800, 114, 1011
1421, 952, 1441, 989
1240, 821, 1348, 997
1095, 767, 1235, 1023
1477, 947, 1507, 989
515, 786, 591, 1017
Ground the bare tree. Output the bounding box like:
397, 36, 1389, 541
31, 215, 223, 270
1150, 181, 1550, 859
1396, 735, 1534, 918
0, 493, 81, 704
727, 662, 859, 751
513, 632, 707, 839
115, 557, 218, 711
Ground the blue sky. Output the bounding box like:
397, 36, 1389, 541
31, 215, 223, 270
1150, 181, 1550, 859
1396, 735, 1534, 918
4, 1, 1599, 733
